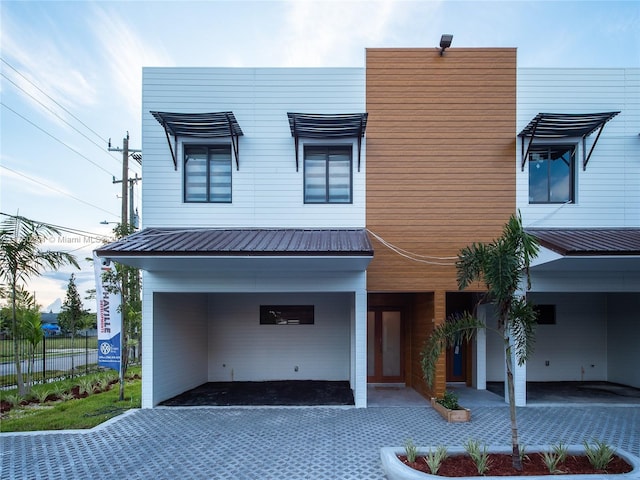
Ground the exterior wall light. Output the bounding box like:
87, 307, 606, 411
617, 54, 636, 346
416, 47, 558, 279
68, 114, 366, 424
439, 34, 453, 55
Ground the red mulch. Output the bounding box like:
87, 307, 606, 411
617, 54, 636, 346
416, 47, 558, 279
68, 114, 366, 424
399, 452, 633, 476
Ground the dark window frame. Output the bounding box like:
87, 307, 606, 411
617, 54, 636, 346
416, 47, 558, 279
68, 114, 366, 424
303, 145, 353, 204
260, 305, 315, 325
183, 144, 232, 203
528, 144, 576, 204
533, 304, 556, 325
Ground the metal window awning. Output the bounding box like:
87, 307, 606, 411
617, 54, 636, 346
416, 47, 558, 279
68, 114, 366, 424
287, 113, 368, 172
518, 112, 619, 171
151, 111, 244, 171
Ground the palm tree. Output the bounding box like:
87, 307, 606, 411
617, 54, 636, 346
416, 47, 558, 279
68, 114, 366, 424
421, 212, 539, 470
0, 214, 79, 395
22, 304, 44, 392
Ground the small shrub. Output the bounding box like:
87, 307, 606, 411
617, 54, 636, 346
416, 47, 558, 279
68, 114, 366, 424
4, 393, 24, 407
78, 378, 95, 396
52, 385, 67, 399
541, 451, 562, 473
436, 390, 461, 410
33, 388, 52, 404
552, 441, 568, 464
518, 444, 529, 462
425, 446, 448, 475
404, 439, 417, 463
464, 439, 491, 475
59, 392, 75, 402
584, 439, 615, 471
97, 375, 112, 391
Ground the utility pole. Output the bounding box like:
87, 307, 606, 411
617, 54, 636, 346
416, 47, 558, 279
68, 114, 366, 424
108, 133, 142, 227
121, 135, 128, 225
107, 133, 141, 400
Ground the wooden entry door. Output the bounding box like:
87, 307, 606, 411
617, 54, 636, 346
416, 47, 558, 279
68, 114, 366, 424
367, 309, 404, 382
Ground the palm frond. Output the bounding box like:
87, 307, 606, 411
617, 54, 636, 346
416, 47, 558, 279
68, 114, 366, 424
456, 242, 488, 290
420, 312, 485, 387
509, 297, 538, 366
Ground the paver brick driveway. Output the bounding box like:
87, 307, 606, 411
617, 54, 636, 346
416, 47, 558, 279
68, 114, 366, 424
2, 405, 638, 479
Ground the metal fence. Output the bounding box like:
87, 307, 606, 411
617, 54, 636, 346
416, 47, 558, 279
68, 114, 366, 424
0, 333, 99, 389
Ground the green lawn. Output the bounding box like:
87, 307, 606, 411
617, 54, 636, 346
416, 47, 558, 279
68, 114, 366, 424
0, 336, 97, 362
0, 368, 141, 432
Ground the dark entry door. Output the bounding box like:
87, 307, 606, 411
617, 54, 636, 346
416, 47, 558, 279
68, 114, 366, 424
446, 339, 467, 382
367, 309, 403, 382
445, 291, 480, 383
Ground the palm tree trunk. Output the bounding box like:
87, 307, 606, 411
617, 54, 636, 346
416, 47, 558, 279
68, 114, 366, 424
12, 331, 26, 396
505, 339, 523, 471
11, 284, 26, 396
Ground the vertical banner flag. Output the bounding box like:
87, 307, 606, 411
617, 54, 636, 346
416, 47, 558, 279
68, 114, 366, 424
93, 251, 122, 371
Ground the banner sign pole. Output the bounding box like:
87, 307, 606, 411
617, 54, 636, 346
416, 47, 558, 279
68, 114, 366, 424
93, 252, 122, 372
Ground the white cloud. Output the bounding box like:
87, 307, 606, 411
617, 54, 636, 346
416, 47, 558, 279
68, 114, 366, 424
0, 9, 99, 115
90, 5, 174, 123
282, 0, 410, 66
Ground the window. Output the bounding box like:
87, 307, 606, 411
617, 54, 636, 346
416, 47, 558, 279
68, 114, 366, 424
529, 145, 575, 204
304, 145, 352, 203
184, 145, 232, 203
260, 305, 314, 325
533, 304, 556, 325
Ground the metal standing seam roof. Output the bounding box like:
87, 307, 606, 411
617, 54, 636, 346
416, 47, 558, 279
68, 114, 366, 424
518, 111, 620, 171
96, 228, 374, 257
151, 111, 244, 171
526, 228, 640, 256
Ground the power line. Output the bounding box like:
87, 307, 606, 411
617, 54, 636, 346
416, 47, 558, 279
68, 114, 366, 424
1, 165, 119, 218
1, 57, 109, 145
1, 71, 123, 167
1, 102, 118, 177
0, 212, 116, 254
0, 211, 116, 239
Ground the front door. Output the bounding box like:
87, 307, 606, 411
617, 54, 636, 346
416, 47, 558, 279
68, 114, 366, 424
446, 339, 467, 382
367, 309, 403, 382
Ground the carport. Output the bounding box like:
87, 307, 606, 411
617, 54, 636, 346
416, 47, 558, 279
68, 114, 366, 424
95, 228, 373, 408
477, 228, 640, 406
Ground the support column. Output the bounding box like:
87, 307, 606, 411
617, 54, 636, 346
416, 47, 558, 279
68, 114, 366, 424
505, 335, 527, 406
474, 304, 488, 390
353, 274, 368, 408
513, 354, 527, 406
513, 279, 528, 406
434, 290, 447, 397
141, 271, 154, 408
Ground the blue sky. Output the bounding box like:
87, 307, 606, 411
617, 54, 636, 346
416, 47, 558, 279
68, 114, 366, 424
1, 0, 639, 311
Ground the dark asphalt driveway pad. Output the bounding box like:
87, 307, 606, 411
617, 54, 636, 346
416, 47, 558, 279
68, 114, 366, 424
160, 380, 355, 406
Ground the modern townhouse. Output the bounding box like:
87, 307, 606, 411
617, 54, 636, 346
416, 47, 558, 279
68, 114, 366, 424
97, 49, 639, 408
509, 67, 640, 405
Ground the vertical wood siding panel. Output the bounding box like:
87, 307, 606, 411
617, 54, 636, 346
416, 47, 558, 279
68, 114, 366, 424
365, 49, 517, 293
